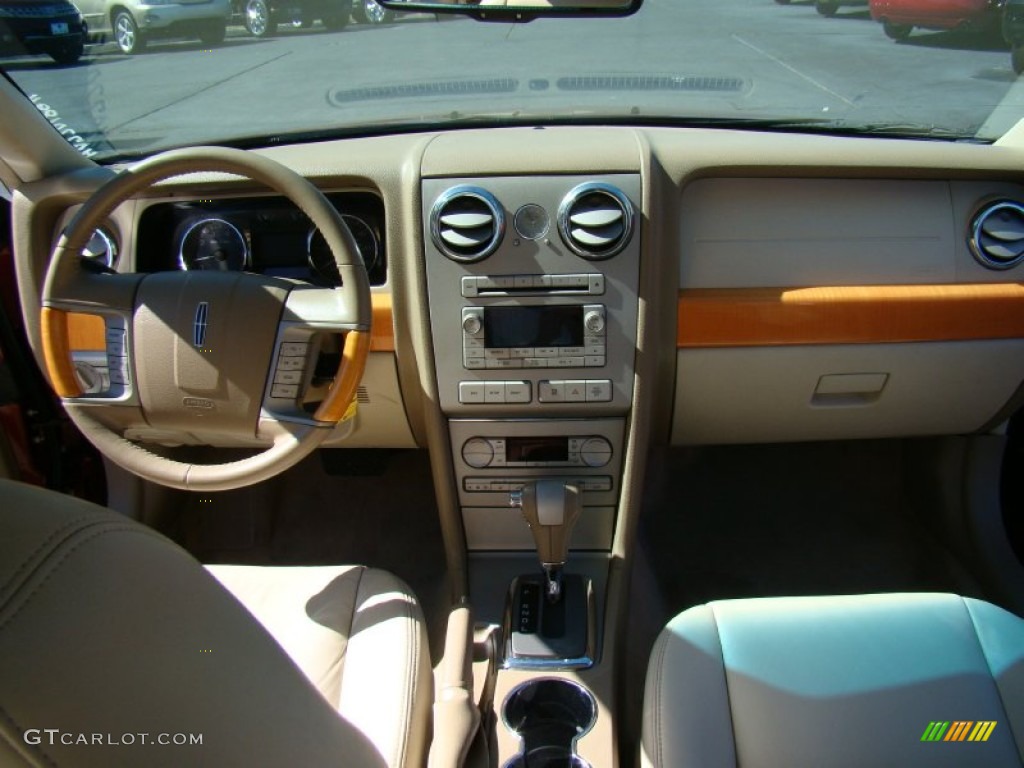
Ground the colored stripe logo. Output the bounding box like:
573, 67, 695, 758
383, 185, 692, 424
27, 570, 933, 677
921, 721, 997, 742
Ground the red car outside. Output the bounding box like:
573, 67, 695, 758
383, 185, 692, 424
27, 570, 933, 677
869, 0, 1006, 40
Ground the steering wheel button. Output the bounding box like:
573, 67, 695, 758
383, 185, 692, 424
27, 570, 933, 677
274, 370, 303, 385
271, 384, 299, 399
276, 356, 305, 371
279, 342, 309, 357
109, 369, 127, 385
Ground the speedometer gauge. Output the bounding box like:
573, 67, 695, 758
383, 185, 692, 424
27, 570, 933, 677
178, 218, 248, 272
307, 214, 380, 285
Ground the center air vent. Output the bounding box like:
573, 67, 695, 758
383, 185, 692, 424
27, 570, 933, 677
557, 182, 635, 260
430, 186, 505, 262
969, 201, 1024, 270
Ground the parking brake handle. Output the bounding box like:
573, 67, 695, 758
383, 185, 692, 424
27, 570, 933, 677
509, 479, 582, 603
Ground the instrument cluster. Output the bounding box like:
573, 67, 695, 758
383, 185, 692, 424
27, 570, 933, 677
136, 191, 387, 287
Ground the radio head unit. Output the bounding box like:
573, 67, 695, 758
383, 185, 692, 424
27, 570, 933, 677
463, 303, 606, 371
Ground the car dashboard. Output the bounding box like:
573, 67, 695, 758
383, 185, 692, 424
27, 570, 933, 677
7, 122, 1024, 767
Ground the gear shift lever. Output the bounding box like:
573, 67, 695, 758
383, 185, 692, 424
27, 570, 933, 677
510, 479, 581, 603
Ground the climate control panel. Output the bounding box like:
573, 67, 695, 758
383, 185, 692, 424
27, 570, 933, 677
461, 435, 613, 469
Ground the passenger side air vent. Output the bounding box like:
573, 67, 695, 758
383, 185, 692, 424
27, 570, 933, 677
969, 201, 1024, 270
430, 186, 505, 262
558, 182, 635, 260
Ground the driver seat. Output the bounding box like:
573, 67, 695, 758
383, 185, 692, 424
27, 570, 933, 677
0, 479, 431, 768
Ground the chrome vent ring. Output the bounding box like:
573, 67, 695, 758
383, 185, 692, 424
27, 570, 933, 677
558, 182, 635, 260
430, 186, 505, 262
969, 201, 1024, 271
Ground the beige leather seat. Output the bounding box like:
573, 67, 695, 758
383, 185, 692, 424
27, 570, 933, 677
643, 593, 1024, 768
0, 479, 431, 768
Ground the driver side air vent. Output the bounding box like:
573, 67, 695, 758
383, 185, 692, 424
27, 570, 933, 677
430, 186, 505, 262
558, 182, 635, 260
969, 201, 1024, 270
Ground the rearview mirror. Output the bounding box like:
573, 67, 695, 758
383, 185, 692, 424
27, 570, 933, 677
375, 0, 642, 21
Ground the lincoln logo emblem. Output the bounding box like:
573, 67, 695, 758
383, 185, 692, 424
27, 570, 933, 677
194, 302, 209, 348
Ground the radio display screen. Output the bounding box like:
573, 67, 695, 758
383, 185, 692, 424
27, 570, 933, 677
506, 437, 568, 463
484, 306, 583, 349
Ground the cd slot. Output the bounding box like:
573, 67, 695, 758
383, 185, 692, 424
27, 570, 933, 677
462, 274, 605, 298
476, 285, 592, 296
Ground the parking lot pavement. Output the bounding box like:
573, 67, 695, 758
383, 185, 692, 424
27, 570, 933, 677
2, 0, 1020, 156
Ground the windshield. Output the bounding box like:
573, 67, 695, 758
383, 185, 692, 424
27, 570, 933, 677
1, 0, 1021, 160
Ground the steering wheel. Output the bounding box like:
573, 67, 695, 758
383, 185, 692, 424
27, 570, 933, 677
39, 147, 371, 491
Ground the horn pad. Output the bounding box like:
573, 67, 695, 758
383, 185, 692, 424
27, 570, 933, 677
133, 271, 289, 437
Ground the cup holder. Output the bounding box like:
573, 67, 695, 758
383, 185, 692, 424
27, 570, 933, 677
502, 678, 597, 768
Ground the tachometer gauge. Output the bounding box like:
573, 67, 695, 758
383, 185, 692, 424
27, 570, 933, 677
178, 218, 248, 272
81, 227, 119, 269
307, 214, 380, 285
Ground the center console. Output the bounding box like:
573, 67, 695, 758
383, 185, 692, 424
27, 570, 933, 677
424, 173, 641, 556
423, 172, 640, 765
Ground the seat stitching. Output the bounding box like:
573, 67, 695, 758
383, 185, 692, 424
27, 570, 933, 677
961, 596, 1022, 757
0, 701, 60, 767
0, 515, 114, 605
708, 604, 739, 768
0, 526, 166, 633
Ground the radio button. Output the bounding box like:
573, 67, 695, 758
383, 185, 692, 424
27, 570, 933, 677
554, 357, 585, 368
538, 381, 565, 402
585, 356, 606, 367
585, 343, 604, 355
510, 348, 534, 358
459, 382, 486, 403
588, 274, 606, 294
534, 347, 559, 358
586, 380, 613, 402
484, 349, 510, 360
560, 346, 586, 357
523, 358, 547, 368
464, 358, 486, 370
464, 348, 485, 359
505, 381, 532, 403
486, 359, 523, 369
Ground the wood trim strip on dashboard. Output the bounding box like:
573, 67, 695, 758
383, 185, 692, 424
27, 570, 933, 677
370, 292, 395, 352
65, 292, 397, 353
677, 283, 1024, 348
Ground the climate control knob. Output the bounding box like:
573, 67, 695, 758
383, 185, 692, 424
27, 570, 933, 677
579, 437, 613, 468
462, 437, 494, 469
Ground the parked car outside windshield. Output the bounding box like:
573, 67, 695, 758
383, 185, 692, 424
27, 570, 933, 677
0, 0, 85, 63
